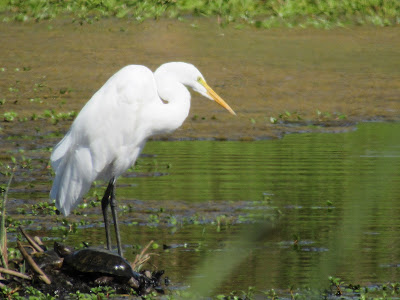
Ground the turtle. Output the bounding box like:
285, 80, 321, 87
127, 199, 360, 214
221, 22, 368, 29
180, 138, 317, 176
53, 242, 155, 293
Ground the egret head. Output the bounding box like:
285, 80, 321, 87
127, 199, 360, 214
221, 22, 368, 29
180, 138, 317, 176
156, 62, 236, 116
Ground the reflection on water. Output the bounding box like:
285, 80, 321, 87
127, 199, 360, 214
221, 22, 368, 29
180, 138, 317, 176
119, 122, 400, 293
3, 122, 400, 295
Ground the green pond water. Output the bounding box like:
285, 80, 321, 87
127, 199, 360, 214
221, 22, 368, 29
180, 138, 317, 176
3, 121, 400, 297
127, 122, 400, 295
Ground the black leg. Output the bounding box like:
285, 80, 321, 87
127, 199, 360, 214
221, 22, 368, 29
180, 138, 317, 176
109, 180, 123, 257
101, 179, 114, 251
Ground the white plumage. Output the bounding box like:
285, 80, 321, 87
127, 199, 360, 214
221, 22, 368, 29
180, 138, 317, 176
50, 62, 235, 255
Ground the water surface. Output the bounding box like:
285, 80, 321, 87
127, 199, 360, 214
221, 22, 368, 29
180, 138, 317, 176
129, 122, 400, 294
3, 122, 400, 297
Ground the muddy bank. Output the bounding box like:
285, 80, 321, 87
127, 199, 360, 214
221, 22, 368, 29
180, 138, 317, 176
0, 19, 399, 140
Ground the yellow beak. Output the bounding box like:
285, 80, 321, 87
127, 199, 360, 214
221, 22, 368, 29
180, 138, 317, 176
199, 78, 236, 116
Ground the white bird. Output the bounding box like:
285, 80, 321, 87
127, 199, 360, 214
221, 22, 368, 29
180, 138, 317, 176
50, 62, 236, 256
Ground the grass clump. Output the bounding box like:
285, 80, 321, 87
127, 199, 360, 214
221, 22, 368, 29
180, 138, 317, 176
0, 0, 399, 28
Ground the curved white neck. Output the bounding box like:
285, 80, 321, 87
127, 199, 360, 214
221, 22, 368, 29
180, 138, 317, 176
147, 71, 191, 136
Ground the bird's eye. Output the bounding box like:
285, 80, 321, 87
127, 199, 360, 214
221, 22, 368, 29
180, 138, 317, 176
197, 77, 206, 85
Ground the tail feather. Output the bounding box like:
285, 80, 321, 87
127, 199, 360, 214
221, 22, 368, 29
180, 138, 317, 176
51, 134, 72, 170
50, 142, 94, 216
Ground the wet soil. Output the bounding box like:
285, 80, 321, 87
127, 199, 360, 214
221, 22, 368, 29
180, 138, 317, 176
0, 18, 399, 140
11, 266, 162, 299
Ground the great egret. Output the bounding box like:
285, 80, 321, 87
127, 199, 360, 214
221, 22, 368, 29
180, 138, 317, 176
50, 62, 236, 256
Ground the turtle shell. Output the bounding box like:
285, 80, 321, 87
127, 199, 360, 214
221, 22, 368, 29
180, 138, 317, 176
63, 248, 135, 279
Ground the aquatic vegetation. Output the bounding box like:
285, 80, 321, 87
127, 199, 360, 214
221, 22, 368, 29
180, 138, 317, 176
30, 201, 57, 216
1, 109, 75, 124
269, 109, 348, 125
0, 0, 399, 28
29, 97, 43, 103
148, 214, 160, 225
3, 111, 18, 122
58, 87, 72, 95
0, 285, 118, 300
40, 109, 77, 124
316, 109, 347, 121
191, 114, 210, 121
8, 86, 18, 93
269, 110, 303, 124
217, 286, 256, 300
9, 154, 32, 169
329, 275, 344, 296
211, 277, 400, 299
